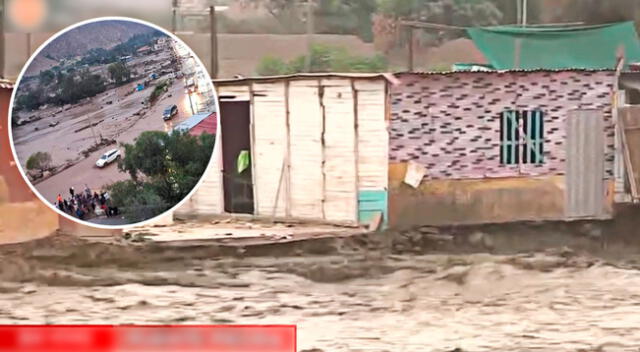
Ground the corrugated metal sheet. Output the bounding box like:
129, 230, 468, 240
252, 82, 288, 217
0, 80, 13, 89
322, 78, 358, 223
397, 69, 615, 76
188, 112, 217, 136
288, 80, 324, 219
214, 73, 396, 85
173, 112, 215, 134
355, 79, 388, 190
565, 109, 606, 218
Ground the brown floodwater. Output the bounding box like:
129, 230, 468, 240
1, 223, 640, 352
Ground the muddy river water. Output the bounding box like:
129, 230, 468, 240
1, 230, 640, 352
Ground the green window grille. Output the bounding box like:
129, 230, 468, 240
500, 109, 544, 165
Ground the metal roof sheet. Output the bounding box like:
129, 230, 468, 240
395, 68, 616, 76
213, 72, 398, 85
174, 112, 214, 132
0, 79, 14, 89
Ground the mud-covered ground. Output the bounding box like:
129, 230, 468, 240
2, 219, 640, 352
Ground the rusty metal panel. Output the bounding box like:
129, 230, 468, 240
354, 79, 388, 190
565, 109, 606, 219
322, 79, 358, 223
288, 80, 324, 219
252, 82, 288, 217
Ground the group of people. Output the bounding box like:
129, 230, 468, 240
54, 185, 119, 220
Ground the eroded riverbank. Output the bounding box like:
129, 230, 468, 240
2, 220, 640, 351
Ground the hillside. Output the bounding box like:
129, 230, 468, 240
23, 20, 156, 77
41, 20, 156, 60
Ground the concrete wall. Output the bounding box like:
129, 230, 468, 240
389, 162, 616, 228
0, 88, 121, 242
388, 71, 617, 227
0, 87, 59, 244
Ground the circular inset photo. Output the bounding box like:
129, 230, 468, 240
9, 17, 218, 228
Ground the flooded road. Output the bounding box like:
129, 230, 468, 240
1, 229, 640, 352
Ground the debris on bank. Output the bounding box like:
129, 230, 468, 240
124, 218, 369, 247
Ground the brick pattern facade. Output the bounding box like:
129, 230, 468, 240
390, 71, 616, 180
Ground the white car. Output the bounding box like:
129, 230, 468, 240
96, 149, 121, 168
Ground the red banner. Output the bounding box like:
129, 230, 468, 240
0, 325, 296, 352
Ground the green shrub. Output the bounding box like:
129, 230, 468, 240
256, 44, 388, 76
26, 152, 52, 173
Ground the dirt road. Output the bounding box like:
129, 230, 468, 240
33, 80, 195, 203
2, 224, 640, 352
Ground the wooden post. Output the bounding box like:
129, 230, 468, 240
407, 26, 414, 72
209, 6, 218, 79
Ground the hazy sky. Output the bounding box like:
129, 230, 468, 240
5, 0, 173, 32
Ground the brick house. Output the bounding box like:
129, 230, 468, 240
388, 69, 626, 227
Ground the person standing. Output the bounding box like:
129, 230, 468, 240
69, 187, 75, 198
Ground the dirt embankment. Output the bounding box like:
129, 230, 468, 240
0, 213, 638, 289
3, 216, 640, 351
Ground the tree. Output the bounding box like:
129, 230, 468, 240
39, 70, 55, 86
314, 0, 378, 42
15, 87, 44, 111
107, 130, 215, 222
251, 0, 378, 41
108, 62, 131, 86
26, 152, 52, 174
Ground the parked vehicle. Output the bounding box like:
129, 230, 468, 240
163, 105, 178, 121
95, 149, 121, 168
185, 78, 197, 93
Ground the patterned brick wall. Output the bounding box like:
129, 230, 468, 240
390, 70, 616, 180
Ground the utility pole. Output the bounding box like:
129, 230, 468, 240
210, 5, 218, 78
522, 0, 528, 26
516, 0, 522, 26
304, 0, 314, 72
171, 0, 177, 33
26, 32, 31, 58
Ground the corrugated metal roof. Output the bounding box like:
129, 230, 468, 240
173, 111, 215, 133
396, 68, 615, 76
0, 79, 14, 89
213, 73, 398, 85
189, 112, 217, 136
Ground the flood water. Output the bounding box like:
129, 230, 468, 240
1, 228, 640, 352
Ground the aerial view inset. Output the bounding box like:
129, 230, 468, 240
10, 19, 217, 226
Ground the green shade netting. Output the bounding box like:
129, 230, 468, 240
467, 21, 640, 70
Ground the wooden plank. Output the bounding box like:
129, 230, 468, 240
288, 80, 324, 219
367, 211, 383, 232
619, 108, 639, 199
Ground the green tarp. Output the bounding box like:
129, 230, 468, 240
467, 22, 640, 70
237, 150, 250, 174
